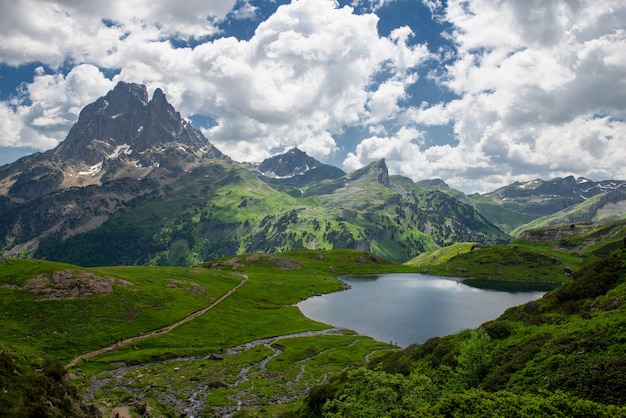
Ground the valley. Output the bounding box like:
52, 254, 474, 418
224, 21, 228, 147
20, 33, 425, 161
0, 250, 408, 416
2, 222, 626, 416
1, 82, 626, 417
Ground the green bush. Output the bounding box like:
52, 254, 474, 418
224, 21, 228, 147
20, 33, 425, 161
554, 251, 625, 302
422, 389, 626, 417
481, 320, 511, 339
0, 347, 94, 417
547, 354, 626, 405
455, 329, 492, 388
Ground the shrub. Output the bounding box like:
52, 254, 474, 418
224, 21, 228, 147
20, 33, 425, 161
481, 320, 511, 340
548, 354, 626, 405
455, 329, 493, 388
554, 251, 625, 302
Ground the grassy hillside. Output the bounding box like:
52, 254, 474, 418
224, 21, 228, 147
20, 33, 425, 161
408, 220, 626, 284
0, 250, 415, 416
4, 239, 626, 416
301, 247, 626, 416
409, 243, 576, 283
34, 161, 508, 266
405, 242, 480, 267
0, 257, 241, 361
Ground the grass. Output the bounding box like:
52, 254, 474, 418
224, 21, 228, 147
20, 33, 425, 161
405, 242, 480, 267
7, 241, 613, 416
0, 259, 240, 362
412, 243, 572, 283
409, 220, 626, 285
1, 249, 414, 416
80, 250, 405, 365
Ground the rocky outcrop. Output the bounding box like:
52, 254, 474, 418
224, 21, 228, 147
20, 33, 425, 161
345, 159, 390, 187
518, 224, 595, 244
18, 270, 132, 300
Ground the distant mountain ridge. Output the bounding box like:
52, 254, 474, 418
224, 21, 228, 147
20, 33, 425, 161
255, 148, 325, 178
483, 176, 626, 215
0, 82, 623, 265
465, 176, 626, 232
511, 189, 626, 235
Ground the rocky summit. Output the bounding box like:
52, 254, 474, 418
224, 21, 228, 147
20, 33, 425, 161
54, 82, 219, 166
1, 82, 225, 202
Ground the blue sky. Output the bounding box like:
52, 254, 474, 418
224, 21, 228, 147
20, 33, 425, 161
0, 0, 625, 193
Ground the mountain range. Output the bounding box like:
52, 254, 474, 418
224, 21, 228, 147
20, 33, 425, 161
463, 176, 626, 232
0, 82, 623, 266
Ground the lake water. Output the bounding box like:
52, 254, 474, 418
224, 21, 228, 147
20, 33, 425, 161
297, 273, 547, 347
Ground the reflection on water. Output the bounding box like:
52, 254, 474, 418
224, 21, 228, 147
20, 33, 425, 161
297, 273, 547, 347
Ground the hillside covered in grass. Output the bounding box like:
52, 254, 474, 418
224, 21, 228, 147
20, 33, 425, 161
28, 159, 508, 267
3, 235, 626, 416
300, 246, 626, 417
407, 220, 626, 284
0, 250, 414, 416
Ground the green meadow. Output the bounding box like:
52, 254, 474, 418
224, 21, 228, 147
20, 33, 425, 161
0, 249, 410, 416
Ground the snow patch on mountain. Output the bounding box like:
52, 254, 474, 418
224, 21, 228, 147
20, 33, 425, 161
78, 162, 103, 176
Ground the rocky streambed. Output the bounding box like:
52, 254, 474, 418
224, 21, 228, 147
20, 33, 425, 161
80, 328, 390, 417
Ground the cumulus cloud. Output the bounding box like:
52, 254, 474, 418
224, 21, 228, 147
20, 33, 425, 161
1, 0, 432, 165
0, 65, 114, 149
197, 1, 430, 162
0, 0, 237, 67
347, 0, 626, 192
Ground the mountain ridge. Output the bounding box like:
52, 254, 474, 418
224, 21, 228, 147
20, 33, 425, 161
0, 82, 623, 265
464, 176, 626, 233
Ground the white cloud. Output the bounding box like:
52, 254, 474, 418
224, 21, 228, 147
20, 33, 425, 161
231, 1, 258, 20
378, 0, 626, 192
1, 0, 432, 166
0, 0, 237, 67
191, 0, 431, 162
0, 65, 114, 149
343, 127, 425, 172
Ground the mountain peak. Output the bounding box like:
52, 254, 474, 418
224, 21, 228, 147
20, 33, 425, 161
53, 82, 217, 166
257, 148, 321, 179
346, 159, 390, 187
415, 178, 451, 191
112, 81, 149, 104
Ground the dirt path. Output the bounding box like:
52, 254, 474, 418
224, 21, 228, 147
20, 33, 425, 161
66, 274, 248, 368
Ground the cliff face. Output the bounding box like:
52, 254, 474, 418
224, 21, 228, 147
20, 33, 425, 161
518, 220, 626, 257
518, 224, 594, 243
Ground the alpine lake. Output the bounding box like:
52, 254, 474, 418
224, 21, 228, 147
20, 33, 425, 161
298, 273, 555, 347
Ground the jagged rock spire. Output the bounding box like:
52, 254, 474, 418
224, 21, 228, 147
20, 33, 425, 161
53, 82, 216, 165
